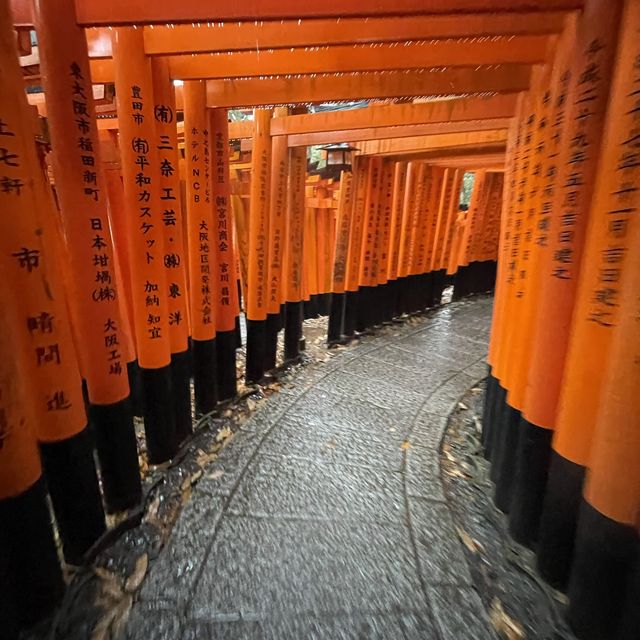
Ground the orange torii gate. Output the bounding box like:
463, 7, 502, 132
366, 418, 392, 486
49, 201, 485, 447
10, 3, 640, 639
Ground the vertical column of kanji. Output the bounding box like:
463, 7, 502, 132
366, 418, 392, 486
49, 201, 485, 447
420, 166, 445, 308
343, 156, 368, 337
283, 145, 306, 361
0, 17, 65, 611
396, 161, 417, 315
487, 89, 538, 491
111, 28, 177, 463
562, 5, 640, 635
483, 105, 524, 461
386, 161, 408, 317
0, 276, 64, 634
209, 108, 240, 400
427, 167, 450, 306
376, 160, 395, 323
521, 0, 625, 589
246, 109, 272, 383
100, 134, 141, 415
303, 192, 319, 320
403, 163, 425, 314
357, 155, 382, 331
34, 0, 141, 514
265, 116, 288, 371
505, 25, 578, 533
475, 173, 504, 292
414, 165, 436, 311
368, 160, 386, 325
504, 10, 577, 543
183, 80, 217, 415
1, 9, 108, 570
150, 58, 191, 442
327, 170, 354, 344
439, 168, 463, 293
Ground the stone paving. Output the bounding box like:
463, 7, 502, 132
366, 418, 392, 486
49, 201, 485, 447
125, 296, 496, 639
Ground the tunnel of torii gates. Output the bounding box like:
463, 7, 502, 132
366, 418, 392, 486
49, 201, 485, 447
0, 0, 639, 638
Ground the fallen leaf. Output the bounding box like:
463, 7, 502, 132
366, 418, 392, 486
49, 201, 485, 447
206, 468, 225, 481
110, 594, 133, 638
455, 526, 484, 554
389, 427, 397, 433
325, 439, 338, 449
401, 441, 411, 451
489, 598, 526, 640
458, 402, 469, 410
91, 606, 118, 640
216, 426, 233, 442
124, 554, 148, 593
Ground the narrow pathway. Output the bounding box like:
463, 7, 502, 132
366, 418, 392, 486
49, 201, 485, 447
126, 296, 496, 640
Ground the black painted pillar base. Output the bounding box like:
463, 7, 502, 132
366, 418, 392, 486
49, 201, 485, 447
343, 290, 359, 338
264, 312, 280, 372
567, 501, 638, 640
486, 382, 507, 461
246, 319, 267, 383
171, 349, 193, 444
40, 426, 106, 564
618, 541, 640, 640
89, 396, 141, 513
234, 315, 242, 349
481, 369, 496, 447
127, 359, 144, 418
216, 329, 238, 400
0, 477, 64, 632
481, 260, 498, 292
369, 285, 382, 326
420, 273, 433, 310
536, 451, 586, 590
318, 292, 332, 316
380, 282, 394, 323
327, 291, 346, 344
508, 416, 553, 546
452, 266, 468, 300
278, 303, 286, 330
492, 400, 522, 512
304, 295, 319, 319
140, 364, 179, 463
356, 286, 373, 332
388, 279, 400, 318
192, 338, 218, 417
284, 301, 303, 361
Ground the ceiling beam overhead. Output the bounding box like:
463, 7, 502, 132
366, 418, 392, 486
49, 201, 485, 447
165, 35, 551, 80
356, 129, 508, 155
286, 118, 511, 147
80, 13, 568, 58
71, 0, 584, 26
376, 146, 506, 162
198, 66, 532, 108
270, 94, 518, 135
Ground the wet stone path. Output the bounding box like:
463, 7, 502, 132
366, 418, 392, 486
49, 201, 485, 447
126, 296, 496, 640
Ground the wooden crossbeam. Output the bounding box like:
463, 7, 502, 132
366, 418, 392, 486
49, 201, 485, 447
164, 36, 551, 80
199, 66, 532, 108
71, 0, 584, 26
356, 130, 508, 155
379, 146, 506, 163
136, 13, 568, 56
287, 119, 511, 147
270, 94, 518, 135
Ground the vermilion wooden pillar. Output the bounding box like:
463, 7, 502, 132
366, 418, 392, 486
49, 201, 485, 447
112, 28, 177, 462
34, 0, 142, 513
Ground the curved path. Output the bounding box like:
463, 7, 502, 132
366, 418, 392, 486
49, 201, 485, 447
126, 296, 496, 640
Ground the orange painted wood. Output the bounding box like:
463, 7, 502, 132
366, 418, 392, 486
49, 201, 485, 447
287, 119, 512, 147
0, 3, 86, 447
358, 130, 508, 155
166, 36, 550, 80
131, 14, 568, 57
72, 0, 584, 26
204, 67, 531, 108
34, 0, 132, 404
112, 27, 173, 369
272, 94, 518, 135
